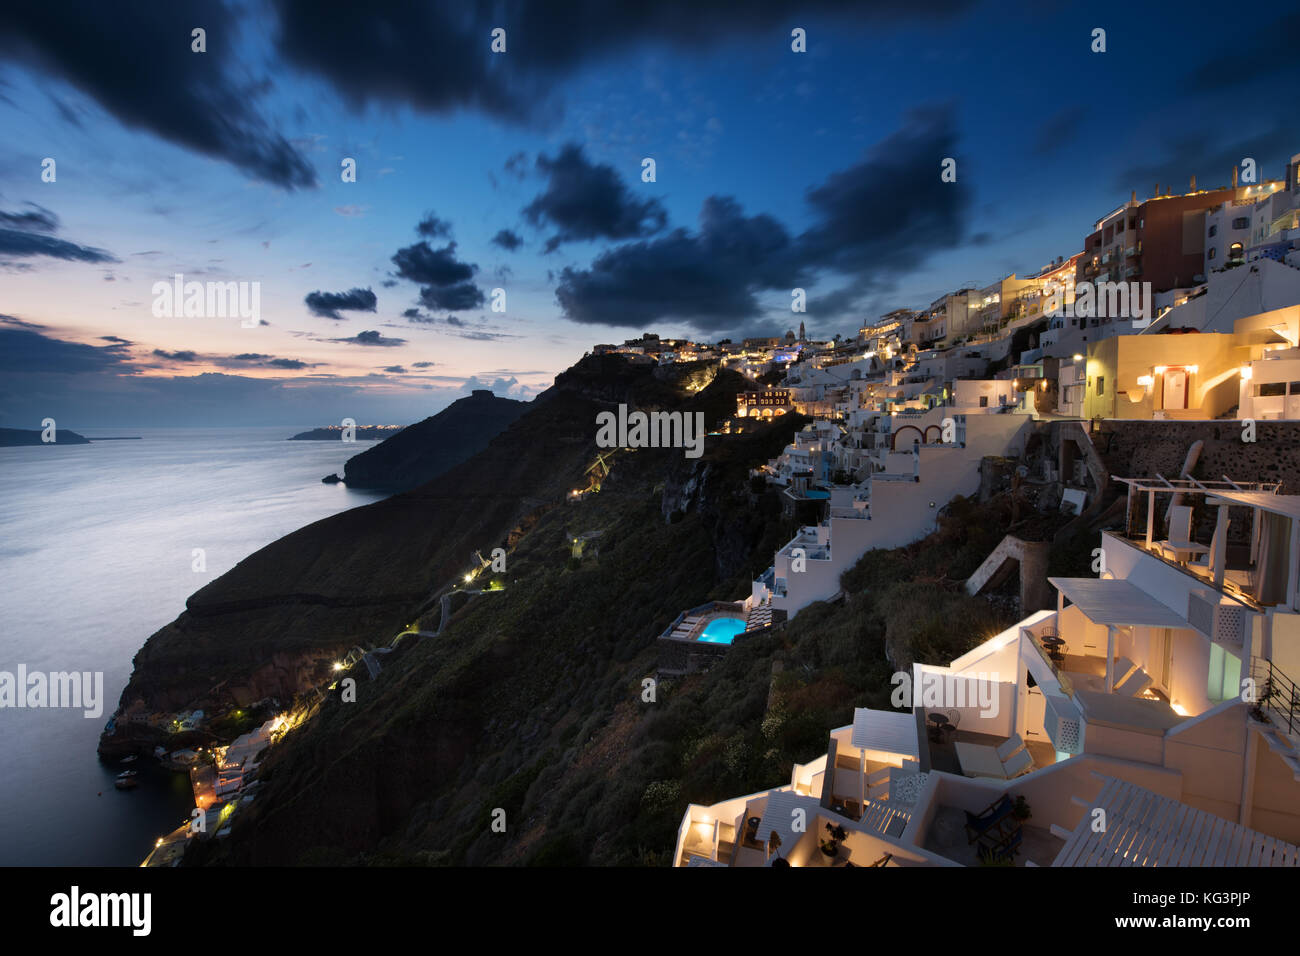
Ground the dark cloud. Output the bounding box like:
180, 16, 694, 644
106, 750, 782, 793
382, 365, 407, 373
555, 195, 802, 330
1114, 118, 1297, 194
795, 105, 966, 278
0, 227, 116, 263
524, 144, 667, 252
391, 237, 484, 312
418, 282, 485, 311
0, 328, 132, 373
416, 212, 453, 239
412, 361, 435, 368
268, 0, 971, 124
332, 329, 406, 347
152, 348, 198, 362
304, 286, 378, 320
1, 313, 46, 329
491, 228, 523, 251
0, 2, 316, 189
0, 204, 58, 232
391, 241, 474, 286
219, 353, 312, 370
1185, 11, 1300, 92
554, 107, 969, 329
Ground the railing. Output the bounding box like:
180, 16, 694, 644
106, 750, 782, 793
1253, 658, 1300, 739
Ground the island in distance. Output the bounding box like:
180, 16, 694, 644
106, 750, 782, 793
288, 424, 405, 441
0, 427, 92, 446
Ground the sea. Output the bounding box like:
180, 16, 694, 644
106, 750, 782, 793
0, 426, 387, 865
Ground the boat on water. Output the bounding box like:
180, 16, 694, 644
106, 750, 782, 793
114, 770, 138, 790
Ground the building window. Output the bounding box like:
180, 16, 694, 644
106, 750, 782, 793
1229, 242, 1244, 260
1208, 224, 1218, 237
1097, 376, 1105, 396
1291, 382, 1300, 395
1207, 644, 1242, 703
1208, 247, 1217, 260
1256, 382, 1286, 397
1232, 217, 1250, 230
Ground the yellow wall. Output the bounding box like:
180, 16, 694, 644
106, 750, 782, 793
1082, 333, 1245, 420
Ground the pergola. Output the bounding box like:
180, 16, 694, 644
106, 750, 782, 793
1052, 774, 1300, 866
1116, 477, 1295, 609
1048, 576, 1188, 692
848, 708, 921, 810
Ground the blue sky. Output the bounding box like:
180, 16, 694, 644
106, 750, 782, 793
0, 0, 1295, 427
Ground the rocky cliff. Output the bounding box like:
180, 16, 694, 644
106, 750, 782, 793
336, 391, 529, 491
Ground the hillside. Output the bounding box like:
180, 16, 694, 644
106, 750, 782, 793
334, 390, 528, 491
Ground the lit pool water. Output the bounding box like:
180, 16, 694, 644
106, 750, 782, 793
698, 617, 747, 644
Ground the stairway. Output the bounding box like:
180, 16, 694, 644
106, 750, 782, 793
1251, 658, 1300, 782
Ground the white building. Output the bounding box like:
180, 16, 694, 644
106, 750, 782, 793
677, 478, 1300, 866
751, 410, 1031, 620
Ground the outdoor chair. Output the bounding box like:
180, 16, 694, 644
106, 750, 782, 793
978, 827, 1023, 864
995, 733, 1025, 763
1115, 668, 1154, 697
963, 795, 1013, 844
1001, 748, 1034, 779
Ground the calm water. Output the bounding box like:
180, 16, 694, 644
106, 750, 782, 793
0, 427, 387, 865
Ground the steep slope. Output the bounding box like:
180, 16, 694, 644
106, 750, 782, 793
98, 357, 738, 760
335, 390, 528, 490
204, 396, 806, 866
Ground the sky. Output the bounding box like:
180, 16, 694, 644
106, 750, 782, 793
0, 0, 1296, 427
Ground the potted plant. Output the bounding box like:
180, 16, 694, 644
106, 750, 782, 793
819, 837, 839, 858
1011, 795, 1032, 821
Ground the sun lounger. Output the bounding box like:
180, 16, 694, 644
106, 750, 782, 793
995, 733, 1025, 762
1115, 668, 1153, 697
954, 741, 1006, 779
1001, 748, 1035, 779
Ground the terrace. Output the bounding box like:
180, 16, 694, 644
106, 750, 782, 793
1113, 478, 1295, 612
657, 601, 752, 646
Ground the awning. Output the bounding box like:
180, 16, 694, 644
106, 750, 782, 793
1206, 491, 1300, 522
1048, 577, 1188, 627
754, 790, 821, 853
850, 708, 920, 760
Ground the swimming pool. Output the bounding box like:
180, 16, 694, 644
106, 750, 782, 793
698, 617, 747, 644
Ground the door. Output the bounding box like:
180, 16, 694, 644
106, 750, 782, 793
1164, 369, 1188, 409
1156, 627, 1172, 694
1023, 674, 1047, 740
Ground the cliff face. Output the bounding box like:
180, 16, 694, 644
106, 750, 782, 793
338, 391, 528, 491
99, 380, 598, 758
200, 372, 803, 866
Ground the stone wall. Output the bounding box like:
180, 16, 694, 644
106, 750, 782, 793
1093, 420, 1300, 494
